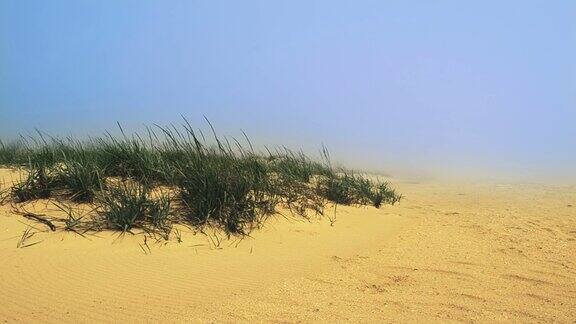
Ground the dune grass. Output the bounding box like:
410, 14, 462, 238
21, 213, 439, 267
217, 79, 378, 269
0, 120, 401, 238
11, 162, 56, 202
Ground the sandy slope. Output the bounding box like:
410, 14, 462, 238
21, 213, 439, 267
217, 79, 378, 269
0, 168, 575, 323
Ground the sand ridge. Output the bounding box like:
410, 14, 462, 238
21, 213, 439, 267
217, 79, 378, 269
0, 168, 575, 322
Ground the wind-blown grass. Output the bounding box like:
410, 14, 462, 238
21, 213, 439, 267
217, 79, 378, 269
11, 162, 57, 202
0, 119, 401, 237
96, 182, 172, 236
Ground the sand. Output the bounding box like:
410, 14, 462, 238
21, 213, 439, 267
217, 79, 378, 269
0, 168, 574, 323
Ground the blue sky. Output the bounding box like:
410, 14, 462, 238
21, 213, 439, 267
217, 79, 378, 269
1, 1, 575, 181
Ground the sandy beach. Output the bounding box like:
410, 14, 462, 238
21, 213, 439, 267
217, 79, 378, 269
2, 0, 574, 322
0, 168, 574, 322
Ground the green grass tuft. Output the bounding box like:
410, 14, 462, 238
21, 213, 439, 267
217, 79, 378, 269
1, 120, 402, 238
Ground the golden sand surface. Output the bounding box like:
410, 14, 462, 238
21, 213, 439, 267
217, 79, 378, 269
0, 168, 574, 322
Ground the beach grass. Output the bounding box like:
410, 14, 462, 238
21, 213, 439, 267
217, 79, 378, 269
0, 120, 401, 238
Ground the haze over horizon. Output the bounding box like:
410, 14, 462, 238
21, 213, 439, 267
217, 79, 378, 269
1, 1, 575, 183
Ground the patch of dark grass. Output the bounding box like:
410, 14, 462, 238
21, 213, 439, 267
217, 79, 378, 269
265, 149, 330, 217
96, 182, 173, 237
11, 163, 57, 202
1, 119, 402, 239
317, 172, 357, 205
56, 159, 104, 202
317, 171, 402, 208
0, 139, 25, 166
177, 147, 276, 234
371, 182, 402, 207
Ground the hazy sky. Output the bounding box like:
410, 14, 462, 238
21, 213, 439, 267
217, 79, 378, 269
1, 1, 575, 182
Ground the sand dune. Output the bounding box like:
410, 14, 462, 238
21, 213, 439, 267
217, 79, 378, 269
0, 168, 574, 322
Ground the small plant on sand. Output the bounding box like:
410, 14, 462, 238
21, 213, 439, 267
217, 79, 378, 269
371, 182, 402, 207
96, 182, 173, 238
11, 163, 57, 202
56, 159, 104, 202
16, 227, 41, 248
316, 171, 401, 208
317, 172, 357, 205
51, 201, 95, 236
